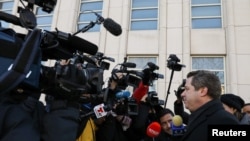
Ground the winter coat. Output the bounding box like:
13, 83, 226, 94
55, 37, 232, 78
181, 99, 239, 141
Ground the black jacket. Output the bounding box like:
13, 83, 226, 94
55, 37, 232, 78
155, 131, 181, 141
181, 99, 239, 141
41, 100, 80, 141
96, 115, 128, 141
0, 96, 44, 141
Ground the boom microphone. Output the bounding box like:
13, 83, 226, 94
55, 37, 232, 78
146, 122, 161, 138
93, 12, 122, 36
103, 18, 122, 36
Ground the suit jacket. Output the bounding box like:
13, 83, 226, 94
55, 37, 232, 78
181, 99, 239, 141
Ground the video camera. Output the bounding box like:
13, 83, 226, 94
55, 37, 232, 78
40, 51, 116, 101
0, 0, 123, 96
164, 54, 185, 108
111, 57, 142, 90
142, 62, 164, 86
167, 54, 185, 71
146, 91, 164, 106
23, 0, 57, 13
0, 0, 57, 29
80, 52, 115, 70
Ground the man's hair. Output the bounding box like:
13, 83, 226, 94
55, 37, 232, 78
187, 70, 221, 99
158, 108, 174, 119
244, 103, 250, 106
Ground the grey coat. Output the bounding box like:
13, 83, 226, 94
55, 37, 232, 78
240, 113, 250, 125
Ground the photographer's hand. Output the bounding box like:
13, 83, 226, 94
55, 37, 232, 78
175, 79, 186, 101
110, 72, 124, 90
140, 94, 148, 103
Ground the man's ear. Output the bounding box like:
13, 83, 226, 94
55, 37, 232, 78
200, 87, 208, 97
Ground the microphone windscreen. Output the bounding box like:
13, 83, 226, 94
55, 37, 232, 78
116, 90, 131, 99
122, 62, 136, 68
171, 115, 186, 136
69, 35, 98, 55
146, 122, 161, 138
103, 18, 122, 36
172, 115, 183, 127
147, 62, 159, 70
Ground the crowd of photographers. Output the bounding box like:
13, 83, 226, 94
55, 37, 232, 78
1, 25, 250, 141
1, 1, 186, 139
0, 54, 180, 141
1, 53, 250, 141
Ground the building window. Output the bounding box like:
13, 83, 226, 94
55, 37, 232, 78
191, 0, 222, 29
0, 0, 14, 28
35, 7, 54, 31
191, 56, 225, 93
128, 56, 158, 91
78, 0, 103, 32
130, 0, 158, 30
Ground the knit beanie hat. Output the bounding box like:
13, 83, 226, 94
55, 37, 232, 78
220, 93, 245, 112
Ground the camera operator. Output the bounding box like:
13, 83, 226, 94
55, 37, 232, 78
95, 72, 131, 141
0, 24, 45, 141
124, 87, 164, 141
40, 59, 81, 141
41, 98, 80, 141
124, 63, 164, 141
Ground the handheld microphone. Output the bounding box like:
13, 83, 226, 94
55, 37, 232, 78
116, 90, 131, 99
171, 115, 186, 136
93, 103, 107, 119
80, 103, 107, 119
94, 12, 122, 36
146, 122, 161, 138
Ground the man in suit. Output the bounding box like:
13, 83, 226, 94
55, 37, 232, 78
180, 70, 239, 141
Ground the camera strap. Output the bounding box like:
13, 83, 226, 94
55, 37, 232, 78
0, 28, 42, 95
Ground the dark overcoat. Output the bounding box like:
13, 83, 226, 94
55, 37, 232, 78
181, 99, 239, 141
